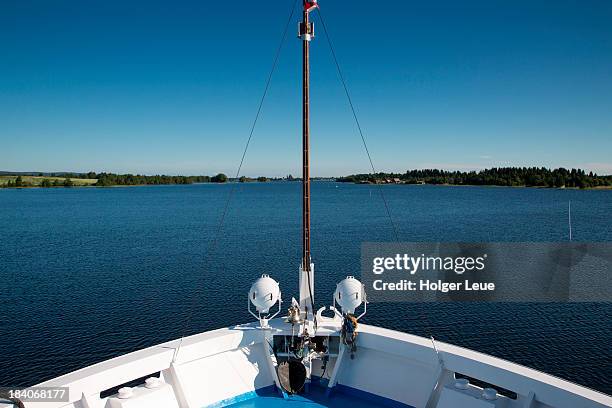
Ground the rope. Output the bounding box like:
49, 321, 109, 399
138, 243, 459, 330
173, 0, 299, 362
316, 8, 401, 242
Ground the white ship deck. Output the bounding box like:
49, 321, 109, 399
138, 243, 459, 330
6, 317, 610, 408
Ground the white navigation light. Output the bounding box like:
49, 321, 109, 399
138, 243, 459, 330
333, 276, 366, 318
248, 274, 282, 328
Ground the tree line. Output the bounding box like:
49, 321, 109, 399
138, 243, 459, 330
94, 173, 215, 186
2, 176, 74, 188
4, 168, 609, 189
1, 172, 283, 188
337, 167, 612, 188
92, 172, 278, 185
95, 173, 270, 185
0, 173, 217, 188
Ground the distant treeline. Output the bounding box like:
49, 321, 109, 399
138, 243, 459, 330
2, 175, 76, 188
94, 172, 214, 186
337, 167, 612, 188
0, 171, 301, 188
94, 173, 277, 185
0, 172, 222, 188
4, 168, 610, 189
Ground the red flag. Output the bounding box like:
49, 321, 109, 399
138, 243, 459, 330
304, 0, 318, 11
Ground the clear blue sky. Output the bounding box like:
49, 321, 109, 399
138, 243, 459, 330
2, 0, 611, 176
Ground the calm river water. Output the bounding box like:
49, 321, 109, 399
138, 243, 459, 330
1, 183, 610, 393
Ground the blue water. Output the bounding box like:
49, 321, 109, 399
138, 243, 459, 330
1, 183, 610, 394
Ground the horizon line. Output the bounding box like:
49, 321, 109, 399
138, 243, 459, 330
2, 165, 611, 178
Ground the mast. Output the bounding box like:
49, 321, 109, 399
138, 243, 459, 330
302, 6, 312, 272
299, 0, 317, 316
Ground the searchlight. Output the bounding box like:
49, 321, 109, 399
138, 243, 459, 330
248, 274, 282, 329
333, 276, 367, 319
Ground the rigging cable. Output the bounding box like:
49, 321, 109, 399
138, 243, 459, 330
316, 9, 443, 341
173, 0, 300, 362
316, 7, 400, 242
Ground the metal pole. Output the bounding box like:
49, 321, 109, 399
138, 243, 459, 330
302, 8, 311, 272
568, 200, 572, 241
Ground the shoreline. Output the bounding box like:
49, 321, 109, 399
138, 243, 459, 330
2, 181, 611, 190
347, 183, 612, 190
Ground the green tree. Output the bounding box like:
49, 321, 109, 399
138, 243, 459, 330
211, 173, 228, 183
63, 178, 74, 187
41, 179, 52, 188
257, 176, 268, 182
15, 176, 23, 187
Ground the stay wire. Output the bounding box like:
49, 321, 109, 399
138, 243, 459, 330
173, 0, 299, 362
315, 9, 441, 343
316, 8, 401, 242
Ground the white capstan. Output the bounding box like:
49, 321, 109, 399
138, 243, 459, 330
249, 274, 281, 314
334, 276, 365, 316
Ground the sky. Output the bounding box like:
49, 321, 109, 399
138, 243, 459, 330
1, 0, 612, 177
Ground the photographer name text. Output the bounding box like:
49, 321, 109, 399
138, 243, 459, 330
372, 279, 495, 292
